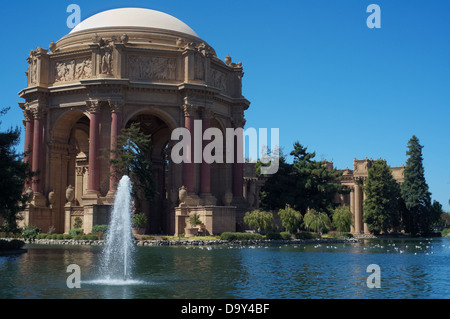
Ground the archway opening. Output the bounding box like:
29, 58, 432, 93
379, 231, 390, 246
125, 113, 172, 234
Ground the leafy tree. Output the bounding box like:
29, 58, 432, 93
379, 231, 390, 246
290, 142, 343, 214
243, 209, 275, 232
0, 107, 33, 232
278, 205, 303, 233
109, 123, 155, 204
429, 200, 445, 229
400, 136, 434, 235
363, 159, 400, 235
259, 150, 295, 211
303, 209, 331, 233
438, 211, 450, 228
259, 142, 343, 214
332, 206, 352, 233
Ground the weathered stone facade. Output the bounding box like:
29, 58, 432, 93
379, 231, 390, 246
18, 8, 251, 236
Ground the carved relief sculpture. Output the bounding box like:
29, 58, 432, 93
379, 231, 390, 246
128, 55, 176, 81
27, 50, 38, 85
210, 69, 227, 91
55, 58, 92, 82
100, 42, 113, 75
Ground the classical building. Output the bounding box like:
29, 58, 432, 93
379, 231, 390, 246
18, 8, 252, 235
336, 158, 405, 235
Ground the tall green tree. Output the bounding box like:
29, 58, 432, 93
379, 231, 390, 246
290, 142, 343, 214
109, 123, 155, 204
363, 159, 401, 234
400, 135, 434, 235
0, 108, 33, 232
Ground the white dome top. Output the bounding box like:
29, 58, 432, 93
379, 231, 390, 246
69, 8, 199, 38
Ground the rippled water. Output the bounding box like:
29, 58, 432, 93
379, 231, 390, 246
1, 238, 449, 299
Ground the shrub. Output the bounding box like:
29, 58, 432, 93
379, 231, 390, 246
37, 233, 48, 239
73, 235, 82, 240
265, 232, 282, 240
22, 224, 40, 241
69, 228, 83, 236
73, 217, 83, 229
220, 232, 264, 241
280, 232, 293, 240
132, 213, 147, 229
85, 234, 98, 240
189, 213, 202, 227
441, 228, 449, 237
91, 225, 108, 233
63, 234, 73, 240
56, 234, 64, 240
294, 231, 321, 239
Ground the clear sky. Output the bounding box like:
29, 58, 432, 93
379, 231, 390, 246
0, 0, 449, 211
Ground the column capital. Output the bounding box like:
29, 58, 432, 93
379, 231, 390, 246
22, 109, 33, 122
86, 100, 101, 113
30, 106, 46, 120
109, 100, 124, 113
182, 102, 199, 118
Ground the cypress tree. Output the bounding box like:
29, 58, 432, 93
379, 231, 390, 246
400, 135, 432, 235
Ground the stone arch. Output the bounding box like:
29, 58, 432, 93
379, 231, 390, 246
48, 109, 91, 232
123, 107, 178, 132
124, 109, 177, 234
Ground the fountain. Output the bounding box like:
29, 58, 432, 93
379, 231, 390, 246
98, 175, 136, 283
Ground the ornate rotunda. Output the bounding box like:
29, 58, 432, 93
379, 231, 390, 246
18, 8, 251, 235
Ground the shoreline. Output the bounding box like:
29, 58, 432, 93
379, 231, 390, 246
2, 237, 361, 247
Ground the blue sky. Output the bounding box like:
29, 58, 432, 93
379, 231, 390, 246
0, 0, 449, 211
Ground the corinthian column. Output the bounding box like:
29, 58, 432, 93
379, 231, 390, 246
363, 187, 370, 234
108, 101, 123, 193
22, 107, 34, 189
31, 107, 45, 194
231, 111, 245, 199
354, 180, 363, 234
87, 100, 100, 195
199, 108, 216, 205
183, 101, 196, 194
349, 186, 355, 233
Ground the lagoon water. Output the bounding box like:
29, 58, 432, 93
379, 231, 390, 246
1, 238, 449, 299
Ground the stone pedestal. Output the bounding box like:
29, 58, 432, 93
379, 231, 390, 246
175, 205, 236, 236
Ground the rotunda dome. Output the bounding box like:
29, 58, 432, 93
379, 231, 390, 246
69, 7, 199, 38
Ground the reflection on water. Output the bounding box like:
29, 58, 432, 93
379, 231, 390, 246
0, 238, 449, 299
